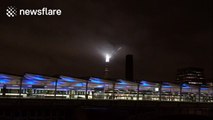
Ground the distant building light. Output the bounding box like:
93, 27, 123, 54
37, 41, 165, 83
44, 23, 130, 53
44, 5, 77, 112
155, 88, 159, 92
188, 82, 202, 85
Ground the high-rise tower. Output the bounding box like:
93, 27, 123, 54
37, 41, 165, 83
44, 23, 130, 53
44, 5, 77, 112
125, 54, 134, 82
176, 67, 205, 85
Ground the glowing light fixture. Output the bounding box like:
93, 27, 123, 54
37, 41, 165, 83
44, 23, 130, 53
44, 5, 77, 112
105, 54, 111, 63
155, 88, 159, 91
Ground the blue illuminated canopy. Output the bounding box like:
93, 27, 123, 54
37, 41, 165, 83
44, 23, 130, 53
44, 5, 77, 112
117, 79, 128, 85
60, 76, 76, 82
162, 85, 172, 88
0, 74, 11, 84
89, 77, 104, 84
201, 88, 208, 90
23, 74, 56, 86
200, 84, 208, 90
0, 74, 10, 79
162, 82, 172, 88
51, 81, 65, 86
115, 86, 125, 89
75, 83, 86, 87
182, 83, 190, 89
25, 80, 38, 85
25, 74, 47, 81
140, 81, 150, 87
0, 79, 10, 84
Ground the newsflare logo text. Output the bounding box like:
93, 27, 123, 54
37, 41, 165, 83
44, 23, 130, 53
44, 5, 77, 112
6, 6, 62, 17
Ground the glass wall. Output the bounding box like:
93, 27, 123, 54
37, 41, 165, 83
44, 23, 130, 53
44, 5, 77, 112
181, 83, 199, 102
56, 76, 87, 99
22, 74, 56, 98
200, 84, 213, 102
161, 82, 180, 101
87, 77, 113, 100
139, 81, 159, 101
115, 79, 138, 100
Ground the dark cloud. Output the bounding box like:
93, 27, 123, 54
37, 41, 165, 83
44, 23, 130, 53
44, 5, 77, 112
0, 0, 212, 81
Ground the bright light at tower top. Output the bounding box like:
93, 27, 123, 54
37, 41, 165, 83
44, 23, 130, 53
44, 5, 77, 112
105, 54, 111, 63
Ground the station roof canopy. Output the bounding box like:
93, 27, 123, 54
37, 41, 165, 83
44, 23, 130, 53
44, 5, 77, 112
0, 73, 21, 85
181, 83, 199, 89
24, 73, 56, 81
140, 80, 158, 87
57, 75, 87, 88
22, 73, 57, 86
59, 76, 87, 83
116, 79, 138, 86
162, 82, 179, 88
89, 77, 114, 84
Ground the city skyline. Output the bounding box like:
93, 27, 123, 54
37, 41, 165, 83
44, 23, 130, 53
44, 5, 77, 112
0, 0, 212, 81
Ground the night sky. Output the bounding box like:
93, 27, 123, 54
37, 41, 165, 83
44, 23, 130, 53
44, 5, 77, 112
0, 0, 212, 82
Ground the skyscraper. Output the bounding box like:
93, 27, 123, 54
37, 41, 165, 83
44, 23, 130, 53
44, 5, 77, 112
125, 54, 134, 82
176, 67, 205, 85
